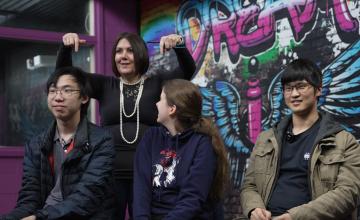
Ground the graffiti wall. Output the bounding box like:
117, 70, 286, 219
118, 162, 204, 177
141, 0, 360, 218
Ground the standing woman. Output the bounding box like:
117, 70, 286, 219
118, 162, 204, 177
133, 79, 229, 220
56, 32, 196, 220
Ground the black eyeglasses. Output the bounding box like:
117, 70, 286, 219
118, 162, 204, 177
48, 88, 80, 97
283, 82, 311, 95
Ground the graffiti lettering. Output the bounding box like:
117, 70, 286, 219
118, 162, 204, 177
176, 0, 359, 63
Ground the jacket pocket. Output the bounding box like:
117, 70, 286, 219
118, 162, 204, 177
318, 152, 345, 187
253, 146, 274, 174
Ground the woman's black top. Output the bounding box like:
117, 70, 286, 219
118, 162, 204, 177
56, 44, 196, 179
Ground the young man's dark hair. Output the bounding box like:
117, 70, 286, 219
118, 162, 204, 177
281, 59, 322, 89
46, 66, 90, 116
281, 58, 322, 89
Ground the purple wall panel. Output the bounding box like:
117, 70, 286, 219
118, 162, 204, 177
0, 26, 96, 44
0, 96, 5, 146
0, 148, 24, 214
102, 0, 138, 76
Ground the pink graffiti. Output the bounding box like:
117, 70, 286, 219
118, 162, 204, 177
211, 7, 240, 62
176, 0, 359, 63
234, 3, 275, 54
332, 0, 359, 32
247, 78, 262, 144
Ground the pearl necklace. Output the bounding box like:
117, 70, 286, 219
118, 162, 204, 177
119, 76, 144, 144
120, 76, 143, 85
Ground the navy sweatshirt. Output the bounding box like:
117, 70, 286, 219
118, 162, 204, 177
133, 126, 217, 220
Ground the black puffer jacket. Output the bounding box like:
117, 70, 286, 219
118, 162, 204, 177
1, 118, 115, 220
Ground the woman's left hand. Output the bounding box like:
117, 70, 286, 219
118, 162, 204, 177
160, 34, 184, 54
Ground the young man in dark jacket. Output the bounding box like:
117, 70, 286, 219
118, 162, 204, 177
1, 67, 115, 220
240, 59, 360, 220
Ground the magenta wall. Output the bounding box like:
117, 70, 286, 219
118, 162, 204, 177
0, 148, 23, 213
0, 0, 138, 214
96, 0, 139, 76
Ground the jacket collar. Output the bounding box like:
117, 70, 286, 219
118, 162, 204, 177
313, 112, 343, 143
273, 115, 291, 147
274, 111, 343, 145
41, 117, 91, 160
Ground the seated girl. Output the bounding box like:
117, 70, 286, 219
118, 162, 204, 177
133, 79, 229, 220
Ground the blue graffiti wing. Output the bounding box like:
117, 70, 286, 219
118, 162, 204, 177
200, 81, 249, 154
320, 39, 360, 133
200, 81, 250, 187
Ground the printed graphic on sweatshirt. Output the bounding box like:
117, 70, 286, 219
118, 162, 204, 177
153, 148, 179, 187
304, 152, 311, 161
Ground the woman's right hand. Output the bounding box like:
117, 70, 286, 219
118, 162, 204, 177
62, 33, 86, 52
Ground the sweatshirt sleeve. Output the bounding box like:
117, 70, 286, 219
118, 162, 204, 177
158, 45, 196, 81
133, 129, 154, 220
55, 43, 73, 69
55, 43, 111, 100
163, 137, 217, 220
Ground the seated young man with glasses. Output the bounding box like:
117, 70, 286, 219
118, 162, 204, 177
240, 59, 360, 220
2, 67, 115, 220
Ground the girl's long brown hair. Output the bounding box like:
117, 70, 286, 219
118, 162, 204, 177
163, 79, 229, 201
